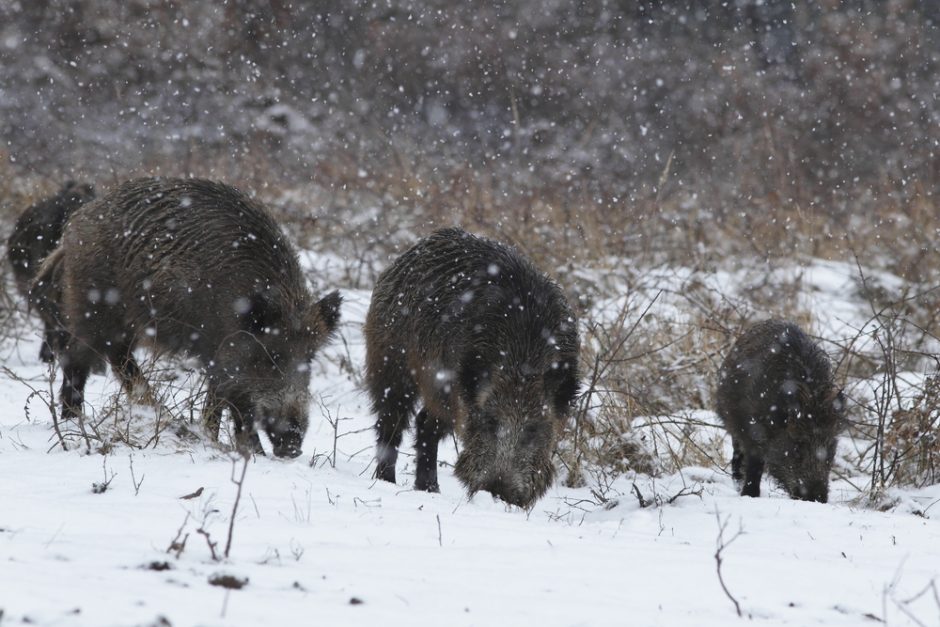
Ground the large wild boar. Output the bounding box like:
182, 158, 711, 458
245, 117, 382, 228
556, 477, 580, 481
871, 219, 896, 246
31, 177, 341, 458
364, 227, 580, 508
6, 180, 95, 362
716, 319, 846, 502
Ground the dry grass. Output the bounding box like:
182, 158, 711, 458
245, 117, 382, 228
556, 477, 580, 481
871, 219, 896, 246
886, 375, 940, 488
3, 146, 940, 501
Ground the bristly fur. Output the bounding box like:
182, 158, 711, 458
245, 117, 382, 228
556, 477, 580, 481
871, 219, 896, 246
8, 180, 95, 363
365, 227, 580, 508
8, 180, 95, 294
33, 177, 341, 457
716, 319, 846, 503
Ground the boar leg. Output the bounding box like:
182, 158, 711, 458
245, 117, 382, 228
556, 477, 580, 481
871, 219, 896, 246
60, 355, 91, 421
237, 429, 265, 456
414, 408, 448, 492
40, 326, 60, 364
370, 361, 418, 484
40, 342, 55, 365
741, 453, 764, 498
229, 398, 265, 455
58, 335, 105, 421
731, 439, 743, 483
107, 346, 152, 405
374, 406, 407, 484
202, 383, 225, 443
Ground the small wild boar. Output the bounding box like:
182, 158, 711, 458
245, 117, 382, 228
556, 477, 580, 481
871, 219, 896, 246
31, 177, 341, 458
716, 319, 846, 502
6, 180, 95, 362
364, 227, 580, 508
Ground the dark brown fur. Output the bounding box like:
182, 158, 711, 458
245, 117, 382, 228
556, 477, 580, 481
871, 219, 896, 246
31, 177, 341, 458
6, 180, 95, 362
716, 319, 846, 502
364, 228, 580, 508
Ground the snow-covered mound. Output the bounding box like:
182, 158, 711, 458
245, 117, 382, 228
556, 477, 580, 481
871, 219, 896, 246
1, 269, 939, 626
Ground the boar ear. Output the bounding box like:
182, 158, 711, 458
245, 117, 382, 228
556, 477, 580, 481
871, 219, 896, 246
306, 290, 342, 342
459, 351, 491, 405
548, 361, 580, 414
317, 290, 342, 334
544, 359, 579, 406
239, 293, 280, 334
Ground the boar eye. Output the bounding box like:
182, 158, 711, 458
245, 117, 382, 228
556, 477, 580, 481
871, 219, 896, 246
831, 391, 846, 413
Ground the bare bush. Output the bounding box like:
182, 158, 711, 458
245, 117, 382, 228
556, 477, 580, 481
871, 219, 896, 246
2, 1, 940, 503
827, 262, 940, 501
885, 375, 940, 489
558, 258, 823, 492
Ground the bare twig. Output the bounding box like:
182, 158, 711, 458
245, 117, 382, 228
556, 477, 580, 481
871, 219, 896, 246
91, 457, 116, 494
881, 561, 939, 627
714, 510, 744, 618
2, 364, 65, 451
631, 483, 650, 508
224, 455, 250, 559
166, 513, 190, 558
128, 454, 145, 496
631, 482, 704, 509
197, 526, 220, 561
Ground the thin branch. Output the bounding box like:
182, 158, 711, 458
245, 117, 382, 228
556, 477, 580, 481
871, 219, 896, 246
224, 455, 250, 559
714, 510, 744, 618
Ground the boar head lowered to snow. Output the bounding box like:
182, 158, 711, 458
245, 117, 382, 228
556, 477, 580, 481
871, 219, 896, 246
365, 227, 580, 508
716, 319, 846, 502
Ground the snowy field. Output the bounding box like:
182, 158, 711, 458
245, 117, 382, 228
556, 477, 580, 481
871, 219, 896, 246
2, 269, 940, 627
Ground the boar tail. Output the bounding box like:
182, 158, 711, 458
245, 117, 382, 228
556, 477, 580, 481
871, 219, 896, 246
28, 245, 66, 315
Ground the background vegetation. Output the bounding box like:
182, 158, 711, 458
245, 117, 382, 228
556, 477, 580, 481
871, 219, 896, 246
2, 0, 938, 502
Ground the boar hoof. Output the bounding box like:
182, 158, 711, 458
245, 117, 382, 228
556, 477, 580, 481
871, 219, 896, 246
375, 461, 396, 484
39, 342, 55, 364
414, 477, 440, 493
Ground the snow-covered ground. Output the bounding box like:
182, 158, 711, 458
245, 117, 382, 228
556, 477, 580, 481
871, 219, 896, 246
2, 272, 940, 626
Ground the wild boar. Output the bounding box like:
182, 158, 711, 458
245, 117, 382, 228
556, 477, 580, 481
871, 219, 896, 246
32, 177, 340, 457
716, 319, 846, 502
7, 180, 95, 362
364, 227, 580, 508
